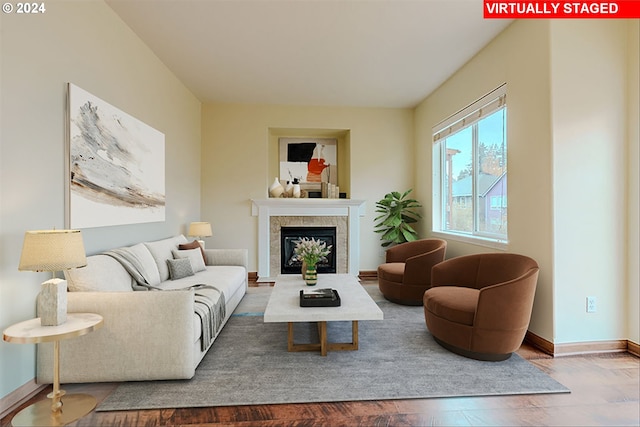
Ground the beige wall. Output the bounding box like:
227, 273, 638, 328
415, 20, 555, 341
0, 1, 201, 401
550, 20, 631, 343
415, 19, 638, 346
200, 103, 414, 271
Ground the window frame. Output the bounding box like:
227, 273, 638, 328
431, 85, 508, 250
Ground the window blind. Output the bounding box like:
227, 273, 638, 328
433, 84, 507, 143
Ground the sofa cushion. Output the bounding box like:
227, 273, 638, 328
424, 286, 479, 326
179, 240, 206, 264
377, 262, 405, 283
144, 235, 189, 282
160, 265, 246, 299
127, 243, 162, 286
167, 258, 195, 280
65, 255, 134, 292
172, 248, 206, 273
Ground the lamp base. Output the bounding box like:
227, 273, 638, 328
38, 279, 67, 326
197, 239, 206, 249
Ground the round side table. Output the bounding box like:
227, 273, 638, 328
3, 313, 103, 426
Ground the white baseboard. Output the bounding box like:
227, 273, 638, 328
0, 378, 46, 420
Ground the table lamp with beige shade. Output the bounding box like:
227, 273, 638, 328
18, 229, 87, 326
188, 221, 212, 249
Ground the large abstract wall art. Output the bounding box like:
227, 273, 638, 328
67, 83, 165, 229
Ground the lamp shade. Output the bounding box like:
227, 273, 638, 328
188, 222, 212, 238
18, 230, 87, 272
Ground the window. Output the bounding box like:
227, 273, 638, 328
432, 85, 508, 246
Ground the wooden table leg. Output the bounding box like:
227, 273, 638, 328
286, 320, 359, 356
287, 322, 294, 352
318, 321, 327, 356
352, 320, 359, 350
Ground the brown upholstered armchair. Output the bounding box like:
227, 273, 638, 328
377, 239, 447, 306
423, 253, 539, 361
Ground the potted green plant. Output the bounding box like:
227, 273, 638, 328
374, 189, 422, 247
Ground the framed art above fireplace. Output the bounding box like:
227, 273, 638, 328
278, 137, 337, 191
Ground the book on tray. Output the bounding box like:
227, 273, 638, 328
301, 288, 336, 299
299, 288, 341, 307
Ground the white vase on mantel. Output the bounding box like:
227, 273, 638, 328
285, 181, 294, 197
292, 184, 301, 198
269, 177, 285, 198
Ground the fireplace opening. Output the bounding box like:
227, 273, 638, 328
281, 226, 337, 274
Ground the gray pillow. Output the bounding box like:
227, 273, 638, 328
167, 258, 194, 280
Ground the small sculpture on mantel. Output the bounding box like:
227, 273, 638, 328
268, 177, 285, 198
269, 177, 306, 198
284, 180, 294, 197
292, 177, 301, 198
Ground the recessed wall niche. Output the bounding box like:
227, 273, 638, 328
268, 128, 351, 198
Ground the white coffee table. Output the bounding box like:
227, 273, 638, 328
264, 274, 383, 356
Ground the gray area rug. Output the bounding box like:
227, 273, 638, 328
98, 285, 569, 411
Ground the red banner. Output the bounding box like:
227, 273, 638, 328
484, 1, 640, 18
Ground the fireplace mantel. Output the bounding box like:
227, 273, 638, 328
251, 199, 366, 281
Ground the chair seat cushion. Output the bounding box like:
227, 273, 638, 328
424, 286, 479, 326
377, 262, 405, 283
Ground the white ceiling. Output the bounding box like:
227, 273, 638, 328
106, 1, 512, 108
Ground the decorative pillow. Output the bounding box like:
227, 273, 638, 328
167, 258, 194, 280
144, 235, 189, 282
172, 248, 206, 273
178, 240, 206, 264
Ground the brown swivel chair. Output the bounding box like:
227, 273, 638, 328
423, 253, 539, 361
377, 239, 447, 306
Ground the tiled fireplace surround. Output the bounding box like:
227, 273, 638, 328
251, 199, 366, 282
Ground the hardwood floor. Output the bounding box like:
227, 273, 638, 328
3, 281, 639, 427
3, 346, 638, 426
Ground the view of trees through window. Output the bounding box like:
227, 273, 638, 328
441, 107, 507, 239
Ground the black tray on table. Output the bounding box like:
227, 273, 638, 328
299, 288, 341, 307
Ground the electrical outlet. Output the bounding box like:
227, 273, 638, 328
586, 296, 597, 313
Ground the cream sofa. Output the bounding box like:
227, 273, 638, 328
36, 235, 248, 383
